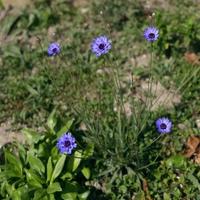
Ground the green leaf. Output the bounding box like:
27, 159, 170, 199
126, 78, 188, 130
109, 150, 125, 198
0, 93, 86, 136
61, 193, 77, 200
33, 189, 47, 200
47, 109, 57, 133
17, 143, 26, 165
1, 168, 21, 178
5, 151, 22, 177
16, 186, 30, 200
50, 146, 59, 161
57, 119, 74, 138
78, 191, 90, 200
12, 189, 21, 200
187, 173, 200, 190
5, 182, 14, 197
22, 128, 43, 144
25, 169, 43, 189
119, 185, 127, 193
67, 151, 82, 172
1, 14, 20, 35
27, 13, 37, 28
26, 84, 39, 96
82, 144, 94, 159
165, 155, 186, 168
47, 182, 62, 194
81, 167, 90, 180
27, 153, 45, 174
50, 154, 66, 183
61, 172, 73, 181
134, 191, 145, 200
49, 194, 55, 200
47, 157, 53, 182
37, 143, 47, 158
164, 193, 171, 200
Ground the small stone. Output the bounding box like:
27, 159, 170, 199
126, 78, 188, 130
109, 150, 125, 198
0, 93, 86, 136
79, 122, 87, 131
96, 68, 111, 75
196, 119, 200, 129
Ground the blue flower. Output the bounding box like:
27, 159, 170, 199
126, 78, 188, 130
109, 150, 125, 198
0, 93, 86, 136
155, 117, 172, 134
57, 132, 77, 154
144, 26, 159, 42
47, 42, 61, 56
91, 36, 111, 57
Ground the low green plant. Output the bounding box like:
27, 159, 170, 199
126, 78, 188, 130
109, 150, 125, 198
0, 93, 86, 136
0, 112, 93, 200
149, 155, 200, 200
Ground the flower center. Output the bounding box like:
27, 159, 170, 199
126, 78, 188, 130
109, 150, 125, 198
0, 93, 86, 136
99, 43, 105, 50
160, 123, 167, 129
64, 140, 71, 147
148, 33, 155, 39
52, 48, 58, 53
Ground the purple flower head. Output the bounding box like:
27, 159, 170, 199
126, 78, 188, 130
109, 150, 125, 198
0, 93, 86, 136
156, 117, 172, 134
91, 35, 111, 57
47, 42, 61, 56
144, 26, 159, 42
57, 132, 77, 154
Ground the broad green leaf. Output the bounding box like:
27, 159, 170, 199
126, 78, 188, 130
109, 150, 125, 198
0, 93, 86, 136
17, 143, 26, 165
25, 169, 43, 189
78, 191, 90, 200
50, 154, 66, 183
1, 14, 21, 35
47, 109, 57, 133
49, 194, 55, 200
57, 119, 74, 138
22, 128, 42, 144
5, 151, 22, 176
33, 189, 47, 200
164, 193, 171, 200
12, 190, 21, 200
27, 153, 45, 174
67, 151, 82, 172
28, 13, 36, 28
61, 193, 77, 200
61, 172, 73, 181
5, 182, 16, 197
16, 186, 30, 200
81, 167, 90, 180
0, 181, 7, 196
4, 182, 13, 196
119, 185, 127, 193
51, 146, 59, 161
47, 157, 53, 182
47, 182, 62, 194
2, 168, 22, 178
82, 144, 94, 159
37, 143, 47, 158
0, 171, 7, 179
